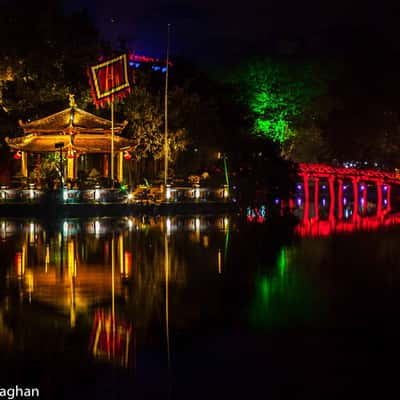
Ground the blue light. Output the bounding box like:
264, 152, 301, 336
135, 63, 140, 68
343, 197, 347, 205
384, 199, 388, 205
360, 185, 365, 191
322, 185, 327, 190
152, 65, 161, 71
383, 185, 388, 191
296, 184, 302, 191
129, 61, 134, 66
297, 197, 302, 206
162, 67, 167, 73
322, 198, 326, 207
274, 198, 279, 205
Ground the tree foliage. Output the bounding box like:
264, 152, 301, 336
230, 57, 330, 144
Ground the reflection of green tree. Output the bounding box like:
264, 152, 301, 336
251, 246, 323, 328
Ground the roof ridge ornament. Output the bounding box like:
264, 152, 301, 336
68, 94, 77, 108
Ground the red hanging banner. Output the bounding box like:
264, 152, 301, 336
88, 54, 130, 108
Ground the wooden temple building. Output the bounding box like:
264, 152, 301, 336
5, 97, 134, 186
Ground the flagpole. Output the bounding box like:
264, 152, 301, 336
164, 24, 171, 188
111, 99, 114, 187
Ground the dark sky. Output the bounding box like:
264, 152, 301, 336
65, 0, 400, 65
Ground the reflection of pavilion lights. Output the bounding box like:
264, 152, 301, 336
297, 197, 302, 206
360, 185, 365, 191
166, 218, 171, 235
95, 220, 101, 235
25, 270, 34, 302
95, 189, 100, 201
45, 245, 50, 272
195, 218, 201, 231
128, 219, 133, 230
322, 198, 326, 207
384, 199, 388, 205
361, 198, 364, 205
63, 221, 69, 235
29, 222, 35, 244
1, 221, 6, 240
63, 190, 68, 201
345, 209, 350, 219
343, 197, 347, 206
29, 189, 34, 200
194, 187, 200, 199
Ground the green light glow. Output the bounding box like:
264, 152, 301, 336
250, 246, 323, 328
232, 58, 327, 144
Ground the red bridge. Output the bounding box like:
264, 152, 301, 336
296, 163, 400, 221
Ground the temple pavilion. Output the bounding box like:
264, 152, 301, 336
5, 96, 134, 185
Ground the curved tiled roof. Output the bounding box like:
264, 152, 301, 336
18, 107, 128, 134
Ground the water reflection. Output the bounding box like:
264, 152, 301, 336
0, 216, 231, 372
2, 213, 400, 398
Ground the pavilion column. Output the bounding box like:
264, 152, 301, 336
314, 177, 319, 220
21, 151, 28, 178
117, 152, 124, 183
337, 178, 343, 219
352, 177, 359, 218
67, 156, 76, 180
376, 179, 383, 217
103, 155, 109, 178
303, 175, 310, 222
328, 176, 335, 221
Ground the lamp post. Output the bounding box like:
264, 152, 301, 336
55, 142, 64, 186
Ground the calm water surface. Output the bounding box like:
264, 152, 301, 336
0, 215, 399, 399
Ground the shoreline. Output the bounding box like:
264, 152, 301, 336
0, 201, 238, 218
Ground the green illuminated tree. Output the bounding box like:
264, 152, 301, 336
231, 57, 329, 145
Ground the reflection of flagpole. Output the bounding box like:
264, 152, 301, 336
111, 234, 116, 356
164, 24, 171, 187
164, 230, 170, 368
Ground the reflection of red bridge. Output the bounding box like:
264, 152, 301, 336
295, 212, 400, 237
296, 163, 400, 220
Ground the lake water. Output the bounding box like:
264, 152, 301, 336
0, 214, 399, 399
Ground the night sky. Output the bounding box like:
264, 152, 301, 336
62, 0, 400, 65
